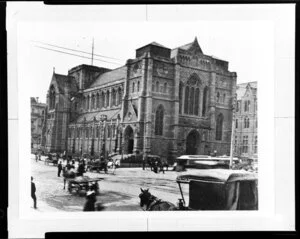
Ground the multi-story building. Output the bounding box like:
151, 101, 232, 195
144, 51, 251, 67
233, 82, 257, 160
31, 97, 47, 152
41, 38, 237, 160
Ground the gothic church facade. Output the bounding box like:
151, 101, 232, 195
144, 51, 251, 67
41, 38, 237, 160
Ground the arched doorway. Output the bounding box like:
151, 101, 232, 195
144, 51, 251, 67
186, 130, 200, 155
124, 126, 134, 154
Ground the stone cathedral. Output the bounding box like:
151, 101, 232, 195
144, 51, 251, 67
41, 37, 237, 161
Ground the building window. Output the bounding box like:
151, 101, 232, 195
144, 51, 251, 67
189, 87, 195, 115
215, 113, 224, 140
118, 88, 122, 105
235, 119, 238, 128
242, 136, 248, 153
163, 82, 167, 93
156, 81, 159, 92
101, 92, 105, 108
216, 92, 220, 103
107, 125, 111, 138
247, 118, 250, 128
106, 91, 110, 107
223, 93, 226, 103
132, 82, 135, 93
77, 128, 80, 138
91, 95, 95, 109
96, 93, 100, 108
87, 95, 90, 110
179, 82, 183, 114
184, 86, 189, 114
254, 136, 257, 153
202, 86, 208, 116
236, 101, 240, 112
86, 128, 89, 138
244, 100, 250, 112
234, 136, 238, 153
112, 89, 116, 106
155, 105, 164, 136
49, 86, 56, 109
137, 81, 140, 92
194, 88, 200, 116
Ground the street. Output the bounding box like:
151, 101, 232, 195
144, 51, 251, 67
31, 155, 192, 212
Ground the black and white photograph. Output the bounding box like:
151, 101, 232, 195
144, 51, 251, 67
7, 2, 295, 236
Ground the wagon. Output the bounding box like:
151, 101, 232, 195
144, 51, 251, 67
176, 169, 258, 210
66, 176, 104, 195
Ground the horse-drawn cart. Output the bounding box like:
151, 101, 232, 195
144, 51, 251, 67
66, 176, 104, 196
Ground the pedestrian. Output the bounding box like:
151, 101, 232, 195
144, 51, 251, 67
31, 176, 37, 209
57, 161, 63, 177
83, 191, 96, 211
77, 161, 85, 177
35, 152, 38, 162
38, 152, 41, 161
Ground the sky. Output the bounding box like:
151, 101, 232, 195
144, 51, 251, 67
16, 4, 274, 104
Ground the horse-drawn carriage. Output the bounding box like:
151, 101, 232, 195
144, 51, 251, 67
65, 175, 104, 196
86, 158, 108, 173
44, 153, 58, 166
146, 155, 169, 173
139, 169, 258, 211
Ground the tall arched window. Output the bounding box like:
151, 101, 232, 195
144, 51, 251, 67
118, 88, 122, 105
87, 95, 90, 110
132, 82, 135, 93
86, 128, 89, 138
215, 113, 224, 140
155, 105, 164, 136
112, 89, 116, 106
184, 86, 189, 114
91, 95, 95, 109
223, 93, 226, 103
49, 86, 56, 109
236, 119, 238, 128
247, 118, 250, 128
244, 118, 247, 128
106, 91, 110, 107
156, 81, 159, 92
96, 93, 100, 108
137, 81, 140, 92
216, 92, 220, 102
179, 82, 183, 114
101, 92, 105, 108
163, 83, 167, 93
202, 86, 208, 116
189, 87, 195, 115
194, 88, 200, 115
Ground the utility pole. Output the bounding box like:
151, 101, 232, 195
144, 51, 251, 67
91, 37, 94, 66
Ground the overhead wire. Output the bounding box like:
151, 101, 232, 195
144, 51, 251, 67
34, 45, 123, 65
32, 40, 124, 61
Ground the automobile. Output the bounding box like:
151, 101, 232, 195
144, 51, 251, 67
176, 169, 258, 210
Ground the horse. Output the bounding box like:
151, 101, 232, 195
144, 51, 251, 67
139, 188, 177, 211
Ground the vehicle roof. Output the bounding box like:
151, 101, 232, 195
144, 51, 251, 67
176, 169, 257, 183
177, 155, 239, 161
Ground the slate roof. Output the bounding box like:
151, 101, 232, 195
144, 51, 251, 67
53, 73, 78, 93
89, 66, 126, 88
236, 81, 257, 100
71, 108, 122, 124
149, 41, 167, 48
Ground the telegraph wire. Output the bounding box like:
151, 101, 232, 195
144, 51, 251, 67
34, 45, 123, 65
32, 40, 124, 62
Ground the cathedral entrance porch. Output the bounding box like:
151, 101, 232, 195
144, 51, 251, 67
124, 126, 134, 154
186, 130, 200, 155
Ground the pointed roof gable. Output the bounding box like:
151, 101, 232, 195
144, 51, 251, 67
177, 37, 203, 54
50, 72, 78, 94
236, 81, 257, 100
